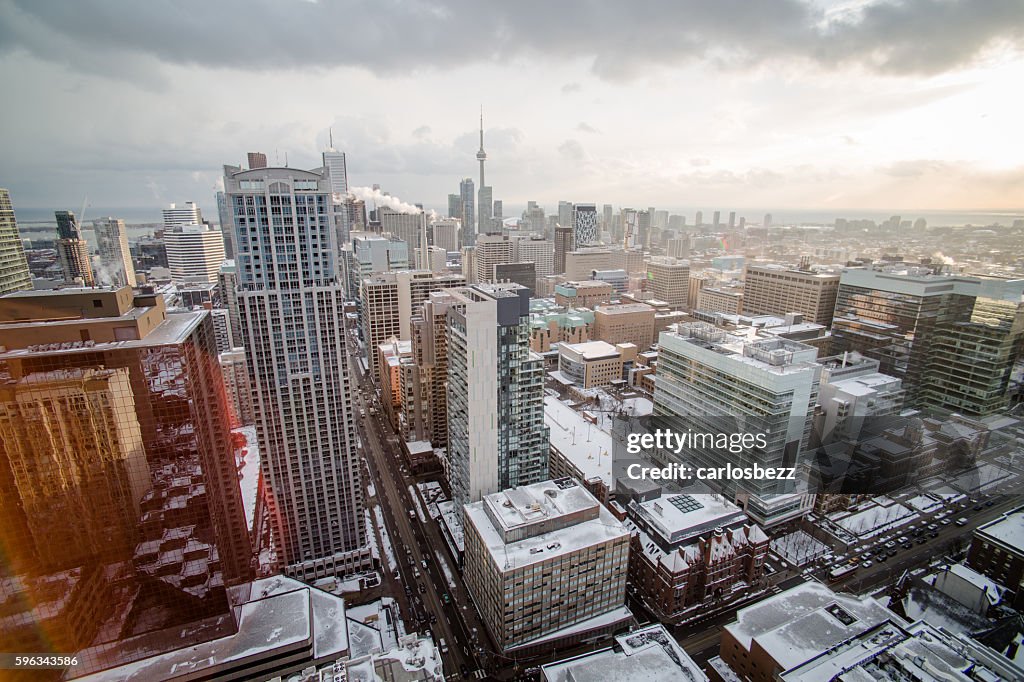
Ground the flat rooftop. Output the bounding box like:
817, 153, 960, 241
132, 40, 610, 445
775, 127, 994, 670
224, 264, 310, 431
465, 479, 628, 571
631, 492, 747, 546
724, 581, 897, 671
560, 340, 621, 360
975, 506, 1024, 553
541, 624, 708, 682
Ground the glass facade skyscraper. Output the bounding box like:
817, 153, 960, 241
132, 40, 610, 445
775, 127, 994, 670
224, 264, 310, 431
0, 287, 251, 677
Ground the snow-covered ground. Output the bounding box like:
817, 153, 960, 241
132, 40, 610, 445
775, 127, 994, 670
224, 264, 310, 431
433, 549, 456, 589
232, 425, 261, 533
770, 530, 830, 566
372, 505, 398, 572
829, 499, 918, 540
408, 485, 428, 524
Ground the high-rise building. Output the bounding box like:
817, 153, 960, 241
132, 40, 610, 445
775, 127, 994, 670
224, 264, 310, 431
478, 185, 493, 234
654, 322, 820, 526
0, 191, 31, 295
637, 209, 651, 250
162, 201, 203, 230
361, 270, 465, 383
323, 147, 348, 196
225, 162, 369, 579
493, 261, 536, 294
514, 235, 554, 278
602, 204, 613, 233
0, 286, 251, 672
558, 201, 573, 232
573, 203, 599, 246
728, 211, 736, 230
218, 260, 242, 349
524, 201, 546, 236
447, 193, 462, 221
712, 210, 721, 229
763, 213, 772, 228
593, 303, 656, 350
216, 190, 235, 259
164, 223, 227, 283
666, 236, 690, 259
323, 147, 352, 245
431, 218, 461, 253
492, 199, 502, 220
247, 151, 268, 169
55, 209, 95, 286
695, 210, 703, 227
340, 231, 409, 300
554, 225, 574, 275
646, 256, 690, 308
379, 206, 423, 251
408, 291, 457, 447
696, 286, 744, 315
446, 284, 550, 521
463, 479, 630, 651
743, 264, 840, 326
459, 178, 476, 248
93, 217, 137, 287
831, 266, 1024, 412
471, 232, 513, 283
219, 347, 254, 426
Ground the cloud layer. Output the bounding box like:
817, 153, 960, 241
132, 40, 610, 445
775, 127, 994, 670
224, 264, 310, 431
2, 0, 1022, 82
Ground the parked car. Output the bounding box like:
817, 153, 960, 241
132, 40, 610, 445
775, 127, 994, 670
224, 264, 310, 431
861, 560, 873, 568
956, 517, 969, 526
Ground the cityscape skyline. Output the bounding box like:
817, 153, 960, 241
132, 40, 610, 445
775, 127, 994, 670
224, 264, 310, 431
1, 2, 1023, 212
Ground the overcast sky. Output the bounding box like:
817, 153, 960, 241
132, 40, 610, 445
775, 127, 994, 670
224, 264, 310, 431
1, 0, 1022, 217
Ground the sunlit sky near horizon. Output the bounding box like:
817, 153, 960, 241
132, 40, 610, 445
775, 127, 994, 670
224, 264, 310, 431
1, 0, 1022, 216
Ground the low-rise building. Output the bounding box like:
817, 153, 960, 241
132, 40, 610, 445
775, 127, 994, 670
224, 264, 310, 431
557, 340, 637, 388
712, 582, 898, 682
779, 619, 1023, 682
541, 623, 707, 682
696, 286, 744, 315
968, 507, 1024, 609
554, 280, 614, 309
463, 479, 631, 654
625, 491, 769, 624
529, 299, 593, 352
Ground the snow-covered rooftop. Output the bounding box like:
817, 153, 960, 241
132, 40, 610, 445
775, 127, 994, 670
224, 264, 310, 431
76, 576, 348, 682
465, 479, 628, 571
975, 506, 1024, 553
540, 623, 707, 682
545, 396, 613, 487
631, 492, 746, 547
724, 581, 899, 671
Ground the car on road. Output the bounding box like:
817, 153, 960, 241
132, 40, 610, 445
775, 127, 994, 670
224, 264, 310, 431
940, 518, 952, 525
438, 638, 449, 654
901, 542, 913, 549
409, 509, 416, 519
956, 517, 968, 526
442, 593, 451, 604
929, 531, 939, 538
460, 664, 469, 677
927, 524, 938, 531
421, 559, 428, 569
418, 584, 426, 594
985, 500, 995, 507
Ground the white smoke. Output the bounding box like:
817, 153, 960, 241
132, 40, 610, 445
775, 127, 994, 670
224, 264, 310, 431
348, 186, 421, 215
932, 251, 955, 265
91, 255, 121, 286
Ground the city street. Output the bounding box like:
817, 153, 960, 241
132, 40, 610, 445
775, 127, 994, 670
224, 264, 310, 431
348, 343, 490, 679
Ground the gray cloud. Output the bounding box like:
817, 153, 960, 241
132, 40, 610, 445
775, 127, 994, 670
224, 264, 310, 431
2, 0, 1021, 82
576, 122, 600, 134
558, 139, 585, 161
561, 82, 582, 93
